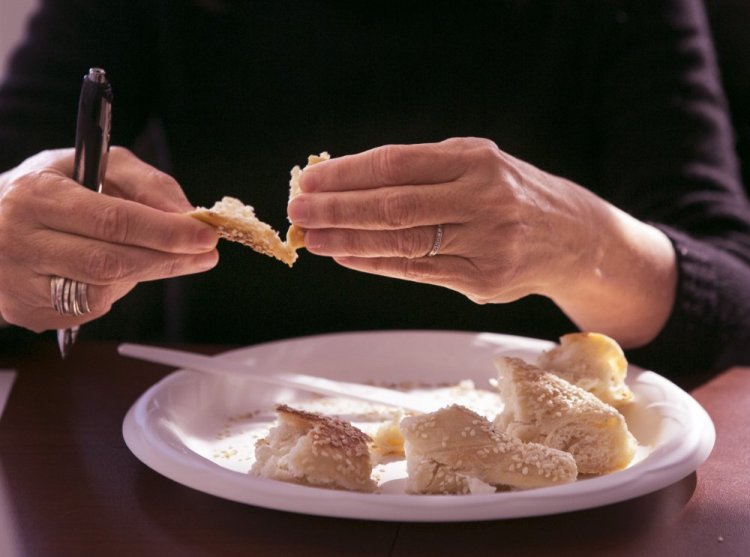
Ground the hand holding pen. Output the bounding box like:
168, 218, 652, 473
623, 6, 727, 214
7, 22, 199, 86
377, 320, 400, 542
53, 68, 113, 358
0, 75, 218, 347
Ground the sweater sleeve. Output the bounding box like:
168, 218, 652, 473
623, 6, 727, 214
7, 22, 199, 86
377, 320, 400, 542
0, 0, 156, 172
594, 0, 750, 374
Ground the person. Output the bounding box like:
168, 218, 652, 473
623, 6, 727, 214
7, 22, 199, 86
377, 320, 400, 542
1, 0, 749, 376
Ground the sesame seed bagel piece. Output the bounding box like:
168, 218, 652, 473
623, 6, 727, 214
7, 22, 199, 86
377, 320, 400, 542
537, 332, 633, 408
494, 356, 637, 475
251, 404, 376, 493
400, 404, 578, 494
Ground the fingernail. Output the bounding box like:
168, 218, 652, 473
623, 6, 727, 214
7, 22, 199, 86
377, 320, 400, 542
287, 198, 309, 225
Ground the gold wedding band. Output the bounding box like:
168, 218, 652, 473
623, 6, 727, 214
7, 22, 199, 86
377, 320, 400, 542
428, 224, 444, 257
50, 276, 91, 316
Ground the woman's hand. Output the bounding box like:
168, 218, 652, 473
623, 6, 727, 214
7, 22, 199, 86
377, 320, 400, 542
0, 147, 219, 332
288, 137, 677, 347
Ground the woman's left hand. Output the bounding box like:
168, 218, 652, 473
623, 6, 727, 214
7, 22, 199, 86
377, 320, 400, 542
287, 137, 678, 348
287, 137, 597, 305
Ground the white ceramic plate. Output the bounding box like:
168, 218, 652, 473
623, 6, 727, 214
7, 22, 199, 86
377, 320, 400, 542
122, 330, 715, 522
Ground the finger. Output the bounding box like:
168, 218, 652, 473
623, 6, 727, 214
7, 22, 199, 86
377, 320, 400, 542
305, 224, 454, 259
333, 255, 533, 305
299, 139, 475, 193
289, 183, 470, 230
24, 230, 219, 285
102, 147, 195, 213
17, 173, 217, 254
0, 274, 137, 331
332, 254, 474, 290
7, 148, 76, 179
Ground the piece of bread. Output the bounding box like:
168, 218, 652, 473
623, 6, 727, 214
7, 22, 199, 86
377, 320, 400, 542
401, 404, 578, 494
286, 152, 330, 249
494, 356, 636, 475
370, 415, 406, 457
189, 152, 329, 267
251, 404, 376, 492
537, 332, 633, 407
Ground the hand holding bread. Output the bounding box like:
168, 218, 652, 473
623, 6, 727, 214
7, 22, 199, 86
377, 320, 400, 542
286, 137, 677, 350
0, 147, 218, 332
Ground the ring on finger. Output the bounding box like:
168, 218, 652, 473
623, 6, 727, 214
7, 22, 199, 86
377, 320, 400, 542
427, 224, 444, 257
50, 276, 91, 316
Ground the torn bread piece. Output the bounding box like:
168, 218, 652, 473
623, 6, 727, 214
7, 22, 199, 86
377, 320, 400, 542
251, 404, 376, 493
494, 356, 636, 475
401, 404, 578, 494
370, 412, 406, 457
537, 332, 633, 407
286, 152, 330, 250
189, 152, 330, 267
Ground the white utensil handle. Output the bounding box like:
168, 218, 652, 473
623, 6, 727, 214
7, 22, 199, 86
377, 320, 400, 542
117, 343, 434, 413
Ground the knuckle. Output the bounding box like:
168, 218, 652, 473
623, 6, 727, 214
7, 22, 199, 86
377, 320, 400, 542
162, 256, 182, 277
87, 292, 111, 314
467, 292, 491, 305
142, 167, 174, 191
0, 172, 49, 223
379, 190, 416, 228
398, 229, 429, 258
83, 248, 126, 282
470, 282, 497, 304
2, 305, 41, 332
109, 146, 134, 161
92, 204, 130, 243
471, 140, 502, 170
324, 196, 345, 226
372, 144, 403, 184
401, 258, 431, 281
0, 181, 24, 220
342, 232, 366, 256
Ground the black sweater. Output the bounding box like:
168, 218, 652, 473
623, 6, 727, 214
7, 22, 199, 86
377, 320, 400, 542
1, 0, 749, 375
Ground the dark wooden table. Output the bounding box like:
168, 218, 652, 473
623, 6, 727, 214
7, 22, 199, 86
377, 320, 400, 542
0, 340, 747, 557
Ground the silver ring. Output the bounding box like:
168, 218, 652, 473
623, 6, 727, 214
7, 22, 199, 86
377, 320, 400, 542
428, 224, 444, 257
50, 276, 91, 316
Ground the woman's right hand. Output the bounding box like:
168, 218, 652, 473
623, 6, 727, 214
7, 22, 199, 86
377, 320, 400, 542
0, 147, 219, 332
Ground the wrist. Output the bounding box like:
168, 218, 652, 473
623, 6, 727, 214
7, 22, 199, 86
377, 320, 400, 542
548, 200, 677, 348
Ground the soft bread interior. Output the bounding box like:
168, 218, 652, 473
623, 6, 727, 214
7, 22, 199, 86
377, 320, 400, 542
251, 404, 376, 493
537, 332, 633, 408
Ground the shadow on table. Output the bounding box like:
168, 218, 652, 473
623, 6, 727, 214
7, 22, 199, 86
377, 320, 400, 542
391, 472, 698, 557
133, 464, 697, 557
133, 465, 399, 557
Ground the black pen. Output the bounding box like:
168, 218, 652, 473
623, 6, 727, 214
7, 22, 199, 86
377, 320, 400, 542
57, 68, 113, 357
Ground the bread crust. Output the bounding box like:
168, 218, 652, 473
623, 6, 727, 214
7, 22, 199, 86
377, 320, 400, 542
251, 404, 376, 493
494, 356, 636, 475
190, 198, 299, 265
537, 332, 633, 407
401, 404, 578, 494
189, 152, 330, 266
